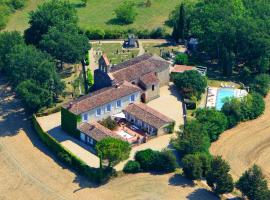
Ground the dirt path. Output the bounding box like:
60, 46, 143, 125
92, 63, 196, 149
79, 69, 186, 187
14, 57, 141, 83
211, 94, 270, 182
0, 76, 218, 199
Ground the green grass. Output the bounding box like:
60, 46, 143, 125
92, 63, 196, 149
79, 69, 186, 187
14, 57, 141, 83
5, 0, 180, 32
92, 43, 139, 64
143, 43, 185, 56
4, 0, 44, 32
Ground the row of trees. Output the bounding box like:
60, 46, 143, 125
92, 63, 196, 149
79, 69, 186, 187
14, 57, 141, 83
0, 0, 26, 30
174, 88, 267, 196
170, 0, 270, 76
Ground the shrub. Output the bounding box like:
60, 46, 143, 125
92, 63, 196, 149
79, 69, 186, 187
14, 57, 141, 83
123, 160, 141, 173
150, 27, 166, 39
155, 150, 177, 173
135, 149, 158, 171
175, 53, 189, 65
85, 29, 105, 40
99, 117, 117, 130
221, 98, 242, 128
135, 149, 177, 173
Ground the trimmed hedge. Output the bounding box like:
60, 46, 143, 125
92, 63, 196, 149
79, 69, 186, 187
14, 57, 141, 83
32, 115, 114, 184
61, 107, 81, 138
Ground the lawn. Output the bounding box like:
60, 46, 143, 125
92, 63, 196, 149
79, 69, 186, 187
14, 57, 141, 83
143, 42, 185, 56
92, 42, 139, 64
4, 0, 180, 32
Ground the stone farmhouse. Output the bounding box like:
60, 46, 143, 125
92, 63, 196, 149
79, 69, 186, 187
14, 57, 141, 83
94, 53, 170, 103
61, 54, 174, 148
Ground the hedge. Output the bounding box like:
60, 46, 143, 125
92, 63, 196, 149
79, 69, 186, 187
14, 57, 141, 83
61, 107, 81, 138
84, 27, 169, 40
32, 115, 114, 184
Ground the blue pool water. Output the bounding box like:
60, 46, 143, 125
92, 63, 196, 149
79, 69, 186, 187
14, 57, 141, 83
216, 88, 235, 110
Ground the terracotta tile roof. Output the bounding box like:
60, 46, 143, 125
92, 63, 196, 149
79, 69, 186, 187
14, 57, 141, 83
63, 81, 141, 115
110, 54, 170, 83
102, 53, 110, 66
139, 72, 159, 86
123, 103, 174, 129
78, 122, 121, 142
171, 65, 195, 73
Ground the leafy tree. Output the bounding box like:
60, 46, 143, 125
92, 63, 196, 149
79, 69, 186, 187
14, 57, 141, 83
96, 137, 131, 168
0, 31, 24, 71
39, 24, 90, 68
81, 0, 87, 7
182, 154, 203, 180
174, 53, 189, 65
182, 153, 211, 180
236, 165, 270, 200
206, 156, 234, 195
221, 98, 242, 128
16, 80, 52, 112
114, 1, 137, 24
195, 108, 228, 142
174, 120, 210, 156
173, 70, 207, 99
24, 0, 78, 45
250, 74, 270, 97
123, 160, 141, 173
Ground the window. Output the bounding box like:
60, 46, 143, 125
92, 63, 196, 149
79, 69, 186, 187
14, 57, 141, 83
130, 94, 135, 102
96, 108, 101, 116
116, 100, 122, 108
152, 85, 155, 91
83, 113, 88, 121
106, 104, 111, 112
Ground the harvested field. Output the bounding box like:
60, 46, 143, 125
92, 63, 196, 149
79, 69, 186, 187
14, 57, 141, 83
211, 94, 270, 182
0, 76, 217, 200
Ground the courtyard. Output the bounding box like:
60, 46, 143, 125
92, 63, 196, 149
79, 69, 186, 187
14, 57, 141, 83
36, 83, 184, 170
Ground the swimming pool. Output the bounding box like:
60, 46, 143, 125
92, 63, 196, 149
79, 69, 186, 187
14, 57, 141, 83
216, 88, 235, 110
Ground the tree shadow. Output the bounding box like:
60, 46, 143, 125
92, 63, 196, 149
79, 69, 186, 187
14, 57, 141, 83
168, 174, 195, 187
186, 188, 219, 200
71, 2, 85, 8
106, 18, 131, 26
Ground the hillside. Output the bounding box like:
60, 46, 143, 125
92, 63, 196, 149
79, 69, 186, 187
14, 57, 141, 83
5, 0, 180, 32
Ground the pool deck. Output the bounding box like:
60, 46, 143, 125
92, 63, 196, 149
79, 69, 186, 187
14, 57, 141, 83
206, 87, 248, 109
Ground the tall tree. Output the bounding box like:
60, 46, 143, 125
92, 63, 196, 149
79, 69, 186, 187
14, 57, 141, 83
206, 156, 234, 195
172, 3, 186, 42
174, 120, 210, 156
24, 0, 78, 45
236, 165, 270, 200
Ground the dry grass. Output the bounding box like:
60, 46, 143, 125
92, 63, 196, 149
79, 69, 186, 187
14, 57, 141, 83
211, 94, 270, 183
